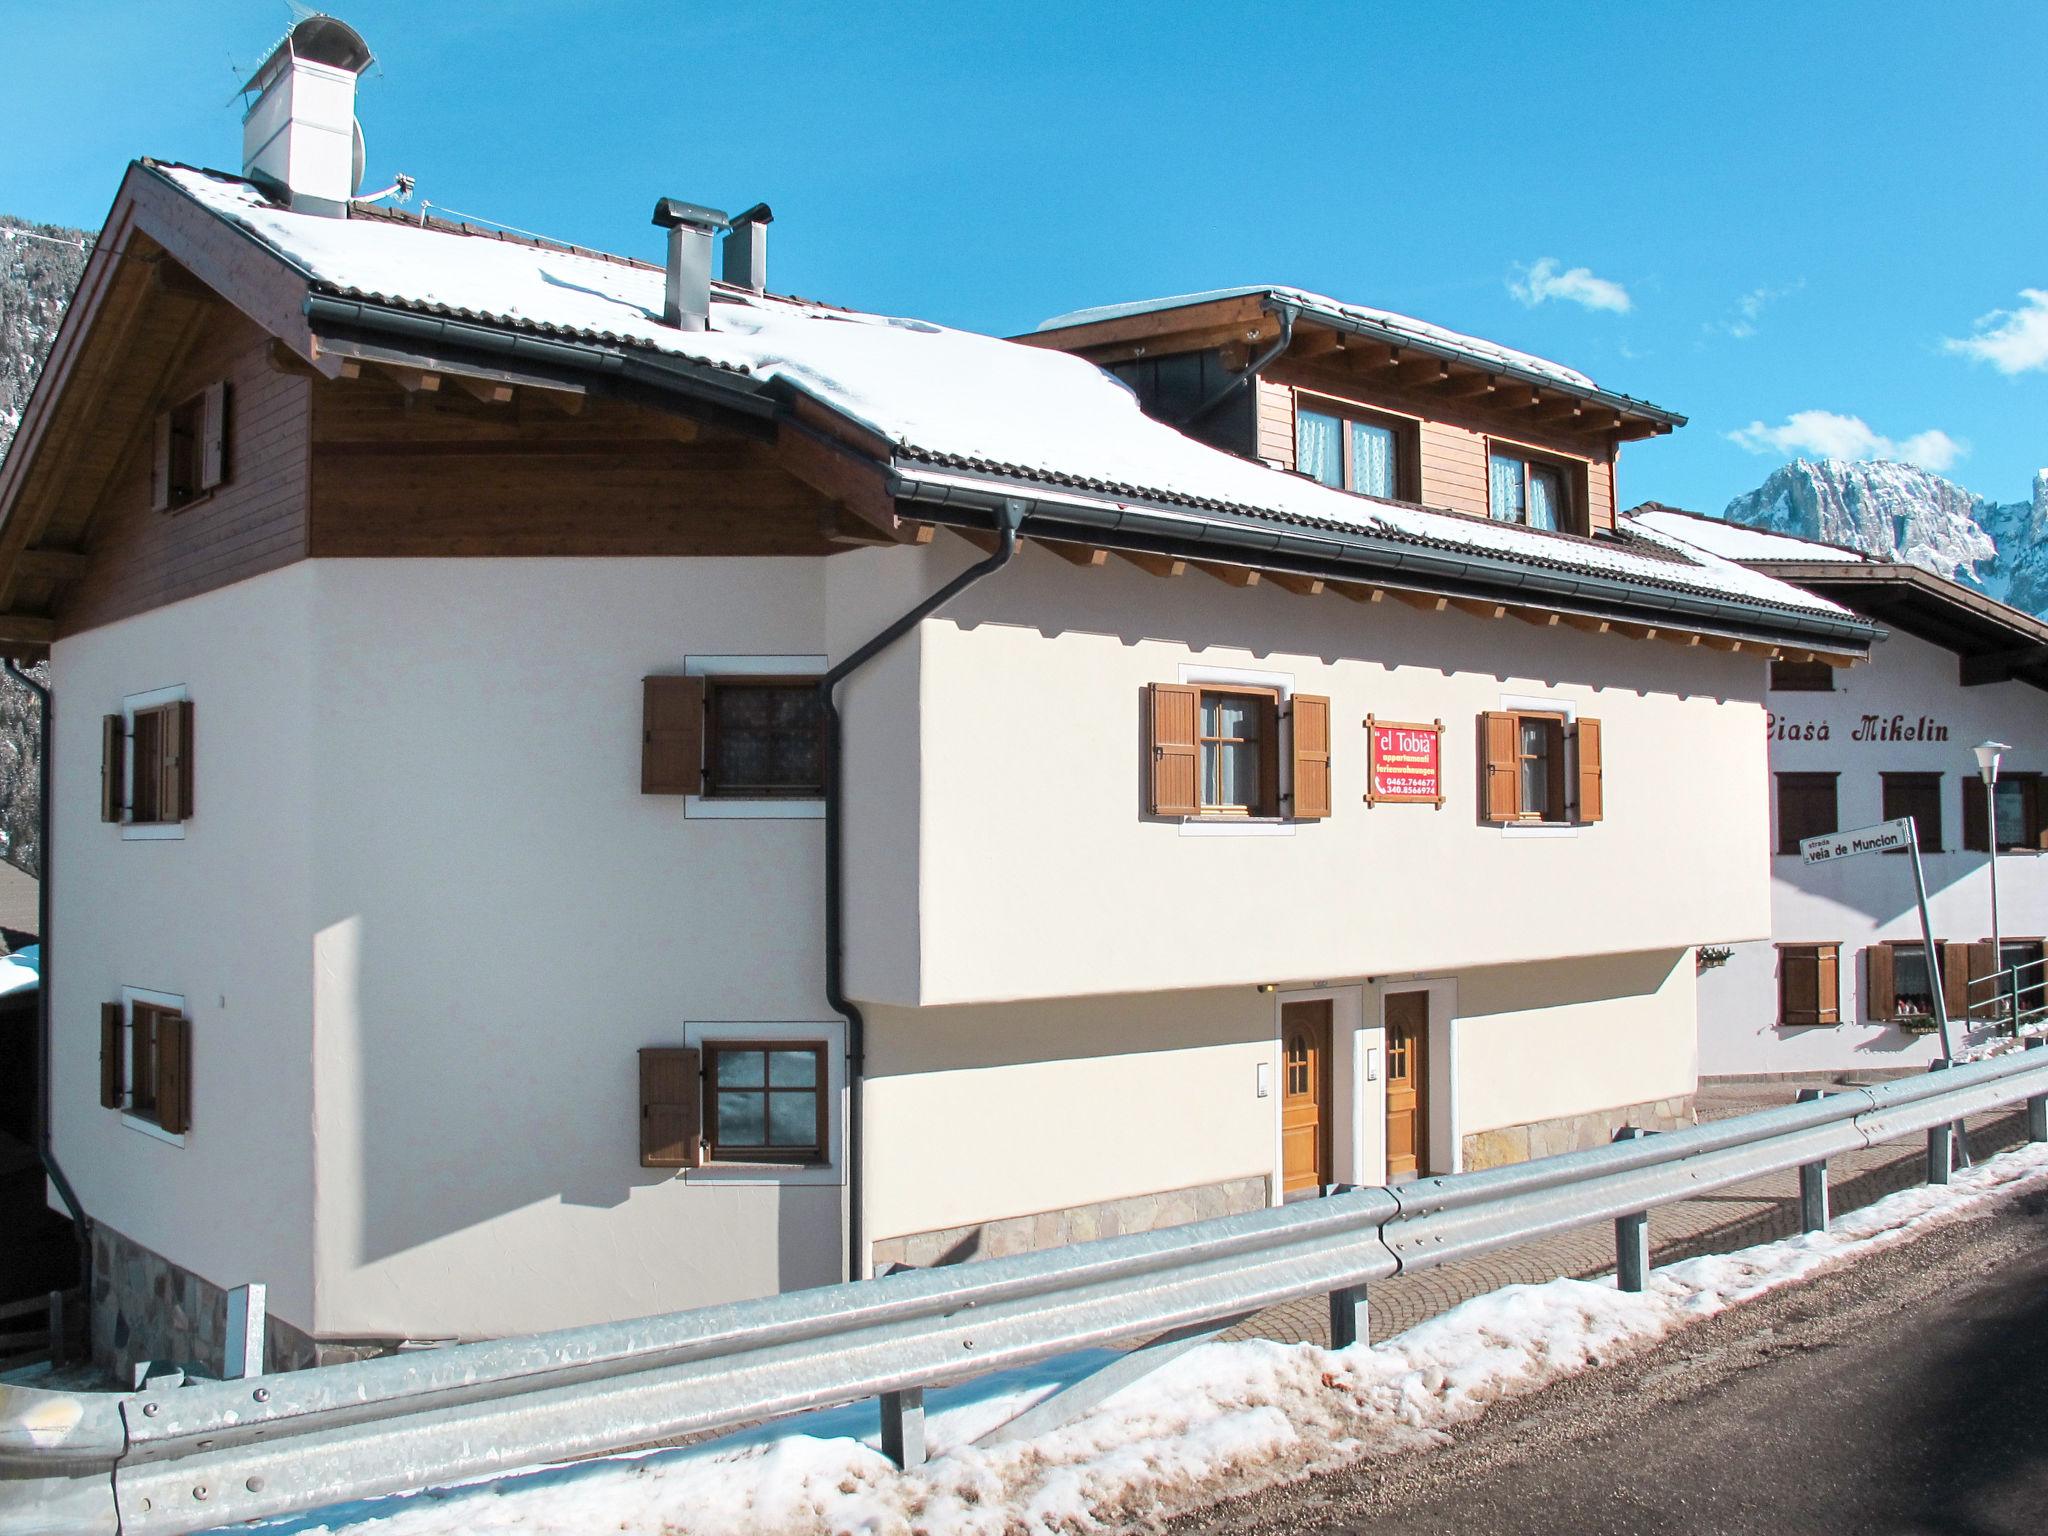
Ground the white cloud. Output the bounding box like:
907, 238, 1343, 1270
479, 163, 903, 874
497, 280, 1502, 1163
1725, 410, 1966, 472
1945, 289, 2048, 375
1509, 258, 1632, 314
1710, 281, 1803, 340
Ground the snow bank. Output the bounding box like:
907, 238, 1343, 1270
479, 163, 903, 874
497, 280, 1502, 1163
251, 1139, 2048, 1536
154, 167, 1843, 622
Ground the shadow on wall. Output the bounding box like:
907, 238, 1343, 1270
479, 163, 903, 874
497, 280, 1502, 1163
1457, 947, 1687, 1016
927, 538, 1766, 706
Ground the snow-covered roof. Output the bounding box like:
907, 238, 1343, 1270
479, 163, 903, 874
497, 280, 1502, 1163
1038, 284, 1601, 393
154, 165, 1844, 626
1623, 503, 1877, 565
0, 945, 39, 999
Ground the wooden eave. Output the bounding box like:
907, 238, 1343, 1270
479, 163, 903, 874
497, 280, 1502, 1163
1016, 296, 1680, 444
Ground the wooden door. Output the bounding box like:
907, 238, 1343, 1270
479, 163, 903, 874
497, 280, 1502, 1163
1280, 1000, 1334, 1194
1384, 991, 1430, 1181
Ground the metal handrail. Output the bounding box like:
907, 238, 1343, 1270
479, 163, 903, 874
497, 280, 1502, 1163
1965, 954, 2048, 1029
5, 1047, 2046, 1536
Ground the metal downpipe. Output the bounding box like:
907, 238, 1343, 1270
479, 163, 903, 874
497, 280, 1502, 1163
2, 660, 90, 1290
821, 501, 1024, 1282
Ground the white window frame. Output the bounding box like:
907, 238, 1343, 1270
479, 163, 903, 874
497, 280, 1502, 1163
1498, 690, 1580, 838
117, 985, 186, 1146
680, 1019, 845, 1186
682, 655, 827, 820
1175, 662, 1297, 837
119, 685, 190, 841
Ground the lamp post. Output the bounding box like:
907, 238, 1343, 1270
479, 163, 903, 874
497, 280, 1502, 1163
1975, 740, 2013, 1022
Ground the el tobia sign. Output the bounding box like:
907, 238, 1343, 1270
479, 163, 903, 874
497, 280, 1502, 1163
1365, 716, 1445, 807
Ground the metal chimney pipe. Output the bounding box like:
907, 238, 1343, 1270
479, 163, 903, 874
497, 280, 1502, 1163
650, 198, 730, 330
723, 203, 774, 293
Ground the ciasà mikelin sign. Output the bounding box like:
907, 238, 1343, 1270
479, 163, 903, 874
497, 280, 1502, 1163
1768, 712, 1952, 743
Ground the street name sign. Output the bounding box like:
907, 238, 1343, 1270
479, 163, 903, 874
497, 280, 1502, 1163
1801, 818, 1915, 866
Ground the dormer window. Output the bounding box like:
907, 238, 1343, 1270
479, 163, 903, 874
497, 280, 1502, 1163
1296, 403, 1416, 502
150, 382, 230, 513
1487, 449, 1569, 532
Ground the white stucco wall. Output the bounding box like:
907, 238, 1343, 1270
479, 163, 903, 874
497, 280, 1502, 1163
896, 539, 1772, 1008
1699, 628, 2048, 1076
51, 568, 320, 1326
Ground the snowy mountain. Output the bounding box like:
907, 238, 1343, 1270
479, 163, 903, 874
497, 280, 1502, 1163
1722, 458, 2048, 619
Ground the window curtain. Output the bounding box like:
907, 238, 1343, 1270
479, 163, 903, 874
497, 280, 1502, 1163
1528, 466, 1563, 531
1350, 420, 1397, 499
1488, 453, 1524, 522
1296, 410, 1342, 488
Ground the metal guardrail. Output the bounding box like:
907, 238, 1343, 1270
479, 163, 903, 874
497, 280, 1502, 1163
5, 1043, 2047, 1536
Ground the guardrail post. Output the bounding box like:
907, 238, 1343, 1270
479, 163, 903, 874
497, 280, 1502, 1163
1795, 1088, 1830, 1232
1612, 1126, 1650, 1292
1328, 1282, 1370, 1349
1926, 1061, 1954, 1185
225, 1283, 267, 1380
879, 1386, 926, 1469
2029, 1038, 2047, 1143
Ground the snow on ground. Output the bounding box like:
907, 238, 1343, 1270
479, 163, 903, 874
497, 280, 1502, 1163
247, 1139, 2048, 1536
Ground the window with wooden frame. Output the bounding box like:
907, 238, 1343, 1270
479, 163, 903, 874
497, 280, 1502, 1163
1776, 943, 1841, 1027
150, 382, 229, 513
101, 699, 194, 827
1478, 710, 1601, 825
1864, 939, 1970, 1024
1881, 772, 1943, 854
1486, 445, 1581, 535
1775, 772, 1837, 855
99, 997, 191, 1135
1294, 400, 1420, 502
1768, 658, 1834, 692
1962, 771, 2048, 854
1145, 683, 1331, 820
704, 1042, 828, 1163
640, 675, 826, 799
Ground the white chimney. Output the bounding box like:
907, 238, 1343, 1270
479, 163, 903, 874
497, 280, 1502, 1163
240, 15, 375, 217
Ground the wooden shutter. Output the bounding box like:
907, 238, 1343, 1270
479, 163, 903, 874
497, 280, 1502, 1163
1815, 944, 1841, 1025
101, 714, 125, 823
156, 700, 195, 822
639, 1047, 702, 1168
1864, 944, 1896, 1022
155, 1013, 190, 1135
2030, 776, 2048, 851
99, 1002, 124, 1109
1147, 683, 1200, 817
1941, 942, 1971, 1027
1965, 940, 1999, 1023
1779, 945, 1822, 1026
1289, 694, 1331, 819
150, 412, 172, 513
1575, 717, 1604, 824
1480, 712, 1519, 823
641, 676, 705, 795
1962, 777, 1990, 853
199, 382, 229, 491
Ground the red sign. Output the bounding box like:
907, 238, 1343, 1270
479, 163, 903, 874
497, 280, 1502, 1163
1366, 718, 1444, 806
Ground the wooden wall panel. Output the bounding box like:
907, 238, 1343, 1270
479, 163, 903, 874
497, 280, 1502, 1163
57, 306, 310, 638
1255, 380, 1296, 471
1417, 420, 1490, 519
1587, 456, 1616, 535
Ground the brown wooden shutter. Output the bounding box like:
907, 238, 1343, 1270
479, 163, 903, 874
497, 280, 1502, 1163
1815, 944, 1841, 1025
101, 714, 125, 823
1147, 683, 1200, 816
641, 676, 705, 795
158, 700, 194, 822
1779, 946, 1821, 1026
1480, 712, 1519, 823
150, 412, 172, 513
199, 382, 229, 491
1289, 694, 1331, 819
155, 1013, 190, 1135
1941, 942, 1972, 1027
1575, 717, 1604, 824
1966, 940, 1998, 1023
1962, 776, 1990, 853
2030, 776, 2048, 851
1864, 944, 1896, 1022
100, 1002, 124, 1109
639, 1047, 702, 1168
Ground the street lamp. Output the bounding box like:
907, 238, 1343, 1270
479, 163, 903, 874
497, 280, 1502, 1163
1975, 740, 2013, 1022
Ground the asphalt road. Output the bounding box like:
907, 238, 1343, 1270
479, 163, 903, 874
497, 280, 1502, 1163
1180, 1187, 2048, 1536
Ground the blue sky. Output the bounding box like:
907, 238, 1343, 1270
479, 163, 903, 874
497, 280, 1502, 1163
5, 1, 2045, 513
